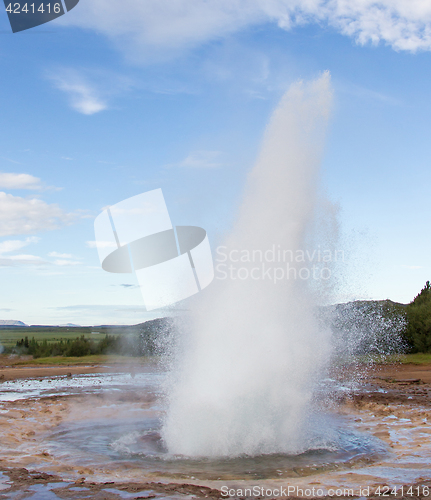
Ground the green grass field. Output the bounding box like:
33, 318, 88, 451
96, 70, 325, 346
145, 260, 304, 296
394, 353, 431, 364
362, 353, 431, 365
2, 326, 431, 366
10, 355, 154, 366
0, 325, 140, 348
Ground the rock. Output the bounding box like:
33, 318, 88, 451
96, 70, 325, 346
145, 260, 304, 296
396, 378, 421, 385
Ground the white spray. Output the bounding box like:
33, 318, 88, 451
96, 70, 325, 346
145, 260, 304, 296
162, 73, 334, 457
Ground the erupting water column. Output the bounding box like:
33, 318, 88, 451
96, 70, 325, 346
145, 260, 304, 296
162, 73, 334, 457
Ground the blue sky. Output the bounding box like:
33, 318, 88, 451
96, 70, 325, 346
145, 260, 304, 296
1, 1, 431, 325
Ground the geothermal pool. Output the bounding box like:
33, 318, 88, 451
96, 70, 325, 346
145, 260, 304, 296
0, 371, 386, 479
1, 368, 431, 499
18, 373, 388, 479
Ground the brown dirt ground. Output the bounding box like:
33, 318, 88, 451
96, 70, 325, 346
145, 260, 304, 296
0, 356, 154, 381
368, 363, 431, 384
2, 360, 431, 383
0, 365, 121, 381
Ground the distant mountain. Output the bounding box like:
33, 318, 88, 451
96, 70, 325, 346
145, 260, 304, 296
0, 320, 27, 326
329, 299, 406, 311
94, 317, 173, 330
59, 323, 81, 327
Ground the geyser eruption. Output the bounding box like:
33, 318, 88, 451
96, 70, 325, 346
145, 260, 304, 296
162, 73, 334, 457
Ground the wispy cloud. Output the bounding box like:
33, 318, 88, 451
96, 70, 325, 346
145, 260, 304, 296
0, 255, 46, 267
86, 240, 117, 249
7, 254, 44, 261
0, 243, 84, 267
0, 236, 45, 266
168, 150, 224, 168
337, 81, 402, 106
0, 172, 61, 191
0, 192, 76, 237
48, 251, 73, 258
0, 157, 23, 165
60, 0, 431, 60
0, 236, 40, 255
53, 259, 81, 266
48, 251, 82, 266
0, 173, 43, 190
47, 67, 133, 115
50, 73, 107, 115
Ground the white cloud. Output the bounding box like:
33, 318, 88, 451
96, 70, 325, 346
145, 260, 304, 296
0, 173, 43, 190
171, 150, 224, 168
86, 240, 117, 249
48, 67, 133, 115
0, 254, 46, 266
0, 236, 39, 255
48, 251, 73, 258
0, 236, 45, 266
0, 191, 75, 237
8, 254, 43, 261
53, 259, 81, 266
50, 72, 107, 115
59, 0, 431, 58
47, 252, 81, 265
0, 246, 81, 266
